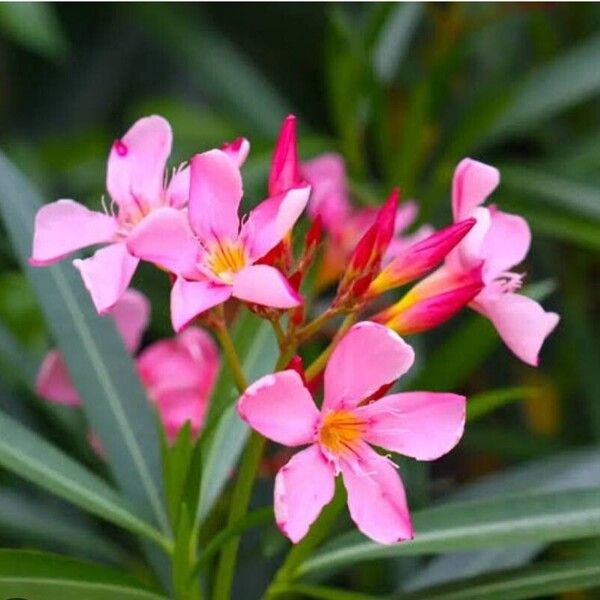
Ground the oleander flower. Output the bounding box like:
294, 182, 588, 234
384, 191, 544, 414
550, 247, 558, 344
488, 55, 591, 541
237, 321, 466, 544
36, 289, 219, 440
30, 116, 190, 314
127, 119, 310, 331
447, 158, 559, 365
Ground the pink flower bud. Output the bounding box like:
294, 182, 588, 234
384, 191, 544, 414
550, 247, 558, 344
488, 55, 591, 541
269, 115, 303, 196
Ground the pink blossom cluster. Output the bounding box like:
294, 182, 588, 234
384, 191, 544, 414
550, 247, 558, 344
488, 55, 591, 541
30, 114, 559, 545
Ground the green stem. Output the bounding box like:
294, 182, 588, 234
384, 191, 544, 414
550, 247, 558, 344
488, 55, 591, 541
270, 318, 286, 350
213, 306, 248, 393
304, 312, 358, 381
295, 306, 340, 343
212, 432, 266, 600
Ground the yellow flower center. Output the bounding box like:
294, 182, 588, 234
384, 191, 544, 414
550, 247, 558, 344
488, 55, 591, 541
208, 240, 247, 284
319, 410, 365, 456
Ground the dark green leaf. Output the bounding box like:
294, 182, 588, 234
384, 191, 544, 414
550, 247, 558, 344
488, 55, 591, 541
0, 550, 166, 600
0, 151, 170, 536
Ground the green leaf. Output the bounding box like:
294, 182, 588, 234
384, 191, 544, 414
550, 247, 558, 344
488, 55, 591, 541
195, 314, 277, 528
137, 5, 292, 136
400, 557, 600, 600
0, 409, 167, 549
0, 489, 124, 563
0, 3, 67, 61
467, 387, 535, 421
501, 165, 600, 221
163, 422, 194, 529
373, 3, 422, 84
0, 549, 166, 600
272, 583, 378, 600
490, 32, 600, 138
297, 488, 600, 578
0, 151, 170, 536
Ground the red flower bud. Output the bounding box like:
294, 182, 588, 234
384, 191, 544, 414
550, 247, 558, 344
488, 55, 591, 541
269, 115, 303, 196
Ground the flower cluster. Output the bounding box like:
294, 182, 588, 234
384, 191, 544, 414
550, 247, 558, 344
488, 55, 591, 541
30, 114, 559, 545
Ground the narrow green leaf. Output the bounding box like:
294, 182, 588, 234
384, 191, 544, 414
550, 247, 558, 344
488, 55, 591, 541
298, 488, 600, 577
0, 489, 124, 563
400, 557, 600, 600
0, 409, 167, 548
501, 165, 600, 221
137, 5, 292, 136
0, 151, 170, 535
0, 3, 67, 61
490, 32, 600, 138
467, 387, 535, 421
272, 583, 378, 600
163, 422, 194, 528
373, 3, 422, 84
194, 315, 277, 528
0, 550, 166, 600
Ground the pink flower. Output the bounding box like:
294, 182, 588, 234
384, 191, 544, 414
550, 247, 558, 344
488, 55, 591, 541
303, 153, 432, 289
30, 116, 189, 314
36, 289, 219, 441
127, 120, 310, 332
137, 327, 219, 441
237, 322, 466, 544
447, 158, 559, 366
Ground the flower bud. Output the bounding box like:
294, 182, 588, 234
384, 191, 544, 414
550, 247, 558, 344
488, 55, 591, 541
269, 115, 303, 196
368, 218, 476, 296
372, 264, 484, 335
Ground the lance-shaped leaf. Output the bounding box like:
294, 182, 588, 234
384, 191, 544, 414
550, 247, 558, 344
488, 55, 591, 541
0, 151, 170, 535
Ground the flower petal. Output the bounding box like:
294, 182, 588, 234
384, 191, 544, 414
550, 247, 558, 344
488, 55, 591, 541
126, 206, 198, 277
188, 149, 242, 243
232, 264, 301, 308
474, 292, 560, 366
106, 115, 172, 213
274, 444, 336, 543
240, 185, 311, 261
303, 152, 350, 233
36, 350, 80, 406
237, 370, 319, 446
480, 206, 531, 281
358, 392, 466, 460
323, 322, 415, 412
452, 158, 500, 221
341, 445, 413, 544
222, 137, 250, 167
73, 242, 139, 314
30, 200, 117, 266
166, 164, 190, 208
110, 289, 150, 353
170, 276, 232, 332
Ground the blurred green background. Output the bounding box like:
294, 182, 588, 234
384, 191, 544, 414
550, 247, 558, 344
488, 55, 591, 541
0, 3, 599, 598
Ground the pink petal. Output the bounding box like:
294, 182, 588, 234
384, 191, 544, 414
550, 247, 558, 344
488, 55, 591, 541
302, 152, 350, 233
474, 292, 560, 366
269, 115, 303, 196
36, 350, 80, 406
358, 392, 466, 460
341, 445, 413, 544
170, 276, 232, 332
479, 206, 531, 281
237, 370, 319, 446
221, 137, 250, 167
109, 289, 150, 353
232, 264, 301, 308
446, 207, 492, 273
188, 149, 242, 243
274, 444, 336, 543
30, 200, 117, 266
240, 185, 311, 261
323, 322, 415, 412
394, 200, 419, 234
73, 242, 139, 314
126, 207, 198, 277
166, 165, 190, 209
106, 115, 172, 214
452, 158, 500, 221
